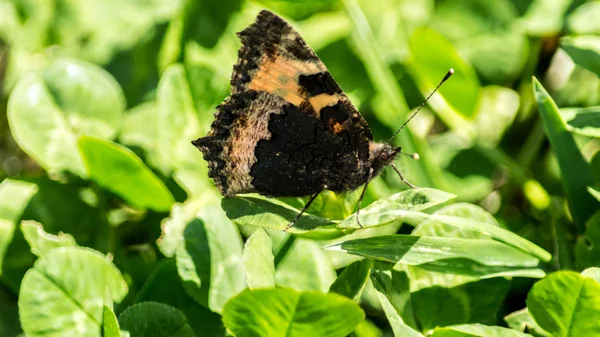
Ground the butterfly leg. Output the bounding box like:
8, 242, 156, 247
390, 163, 417, 189
356, 168, 374, 228
285, 189, 323, 231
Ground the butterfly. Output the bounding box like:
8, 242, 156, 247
192, 10, 452, 230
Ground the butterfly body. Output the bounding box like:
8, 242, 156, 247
193, 10, 401, 224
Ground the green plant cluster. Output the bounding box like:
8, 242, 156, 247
1, 0, 600, 336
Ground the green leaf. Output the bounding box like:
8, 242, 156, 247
567, 1, 600, 34
518, 0, 572, 36
118, 302, 194, 337
575, 211, 600, 270
135, 259, 226, 337
327, 235, 541, 271
21, 220, 77, 256
560, 106, 600, 138
0, 179, 37, 276
120, 101, 158, 154
155, 64, 203, 175
276, 238, 337, 292
222, 288, 365, 337
409, 27, 480, 121
533, 77, 599, 230
103, 305, 121, 337
7, 59, 125, 176
78, 136, 174, 211
582, 267, 600, 284
527, 271, 600, 337
21, 177, 107, 247
19, 247, 128, 337
413, 278, 510, 331
329, 259, 372, 300
337, 188, 456, 229
172, 203, 246, 313
474, 86, 520, 145
412, 202, 499, 238
432, 0, 527, 84
561, 36, 600, 77
432, 324, 533, 337
243, 228, 275, 289
221, 196, 335, 236
370, 262, 421, 335
408, 213, 551, 262
504, 308, 550, 336
590, 187, 600, 202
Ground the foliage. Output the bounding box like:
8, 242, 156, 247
1, 0, 600, 336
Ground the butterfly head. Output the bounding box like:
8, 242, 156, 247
368, 142, 401, 175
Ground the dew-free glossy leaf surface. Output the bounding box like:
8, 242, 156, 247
19, 247, 128, 337
527, 271, 600, 337
21, 220, 77, 257
327, 235, 540, 270
222, 288, 364, 337
560, 106, 600, 138
222, 196, 333, 234
276, 238, 336, 292
243, 228, 275, 289
79, 136, 174, 211
561, 36, 600, 77
338, 188, 455, 229
7, 59, 125, 176
432, 324, 532, 337
103, 305, 121, 337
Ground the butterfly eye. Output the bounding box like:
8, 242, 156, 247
380, 152, 388, 161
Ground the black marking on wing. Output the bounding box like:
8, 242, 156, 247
298, 72, 342, 96
231, 10, 319, 93
250, 103, 369, 197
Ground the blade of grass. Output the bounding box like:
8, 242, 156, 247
532, 77, 599, 232
343, 0, 443, 189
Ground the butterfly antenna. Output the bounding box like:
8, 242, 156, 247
389, 68, 454, 142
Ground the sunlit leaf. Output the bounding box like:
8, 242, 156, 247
504, 308, 550, 336
559, 106, 600, 138
7, 59, 125, 176
432, 324, 532, 337
222, 288, 365, 337
79, 136, 174, 211
561, 36, 600, 77
527, 271, 600, 336
327, 234, 541, 274
19, 247, 128, 337
337, 188, 455, 229
276, 238, 337, 292
243, 228, 275, 289
21, 220, 77, 257
409, 27, 480, 121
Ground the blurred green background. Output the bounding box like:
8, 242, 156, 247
2, 0, 600, 336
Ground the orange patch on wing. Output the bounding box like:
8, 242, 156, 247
308, 93, 339, 114
248, 54, 323, 107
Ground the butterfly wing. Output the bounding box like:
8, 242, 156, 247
233, 10, 372, 151
194, 10, 374, 197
